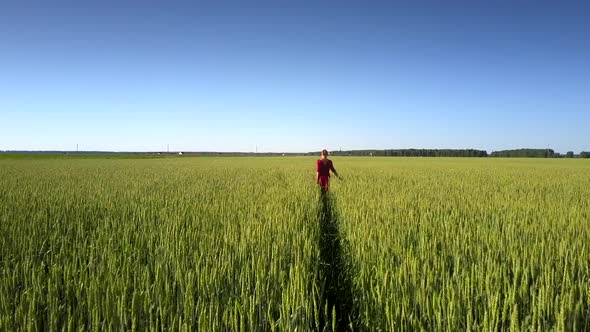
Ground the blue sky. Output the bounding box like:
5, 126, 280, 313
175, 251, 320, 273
1, 1, 589, 153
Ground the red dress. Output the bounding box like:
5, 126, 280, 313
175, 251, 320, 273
317, 159, 336, 189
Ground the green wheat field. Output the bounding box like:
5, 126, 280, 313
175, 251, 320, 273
1, 156, 589, 331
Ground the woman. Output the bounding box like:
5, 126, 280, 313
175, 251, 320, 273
316, 149, 339, 190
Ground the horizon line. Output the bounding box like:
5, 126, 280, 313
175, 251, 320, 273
0, 147, 584, 155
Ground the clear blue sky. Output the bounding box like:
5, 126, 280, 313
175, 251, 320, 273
1, 1, 589, 153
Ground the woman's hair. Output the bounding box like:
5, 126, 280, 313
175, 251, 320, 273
321, 149, 328, 156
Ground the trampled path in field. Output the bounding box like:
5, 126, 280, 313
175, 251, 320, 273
318, 192, 357, 331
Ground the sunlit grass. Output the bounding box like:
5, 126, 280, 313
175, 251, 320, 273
1, 156, 589, 330
335, 158, 590, 330
0, 157, 321, 331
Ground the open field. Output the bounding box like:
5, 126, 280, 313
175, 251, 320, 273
336, 158, 590, 330
1, 156, 589, 330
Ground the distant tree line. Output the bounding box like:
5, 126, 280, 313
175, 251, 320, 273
490, 149, 556, 158
309, 149, 488, 157
3, 149, 590, 158
307, 148, 590, 158
490, 149, 590, 158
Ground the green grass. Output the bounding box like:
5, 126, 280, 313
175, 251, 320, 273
0, 157, 322, 330
335, 158, 590, 330
1, 156, 589, 330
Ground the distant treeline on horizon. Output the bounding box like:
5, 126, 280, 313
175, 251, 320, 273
326, 149, 589, 158
2, 148, 590, 158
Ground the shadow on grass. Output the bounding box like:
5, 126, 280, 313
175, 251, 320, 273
318, 190, 357, 331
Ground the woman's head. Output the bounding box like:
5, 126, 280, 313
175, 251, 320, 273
321, 149, 328, 157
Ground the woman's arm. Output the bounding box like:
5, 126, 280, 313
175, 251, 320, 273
330, 162, 339, 178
